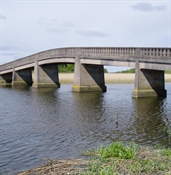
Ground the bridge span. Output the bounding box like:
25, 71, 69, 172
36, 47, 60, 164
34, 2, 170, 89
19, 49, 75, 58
0, 47, 171, 98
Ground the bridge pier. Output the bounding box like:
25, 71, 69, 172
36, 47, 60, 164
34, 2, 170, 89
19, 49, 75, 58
0, 73, 12, 86
12, 69, 33, 86
132, 61, 166, 98
32, 62, 60, 88
72, 57, 106, 92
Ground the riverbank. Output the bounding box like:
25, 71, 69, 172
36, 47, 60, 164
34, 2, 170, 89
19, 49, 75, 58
16, 142, 171, 175
59, 73, 171, 84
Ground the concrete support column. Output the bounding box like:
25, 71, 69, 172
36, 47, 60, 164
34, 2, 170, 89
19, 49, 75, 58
12, 69, 33, 86
72, 57, 106, 92
32, 61, 60, 88
132, 61, 166, 98
0, 73, 12, 86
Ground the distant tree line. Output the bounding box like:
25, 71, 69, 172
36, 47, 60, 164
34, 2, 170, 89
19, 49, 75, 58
58, 64, 74, 72
119, 68, 135, 73
58, 64, 108, 73
165, 70, 171, 74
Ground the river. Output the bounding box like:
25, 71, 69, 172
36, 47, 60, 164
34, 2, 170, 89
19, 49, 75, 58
0, 83, 171, 174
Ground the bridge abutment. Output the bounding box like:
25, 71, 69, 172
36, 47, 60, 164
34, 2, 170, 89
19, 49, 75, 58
12, 69, 33, 86
32, 62, 60, 88
132, 62, 166, 98
72, 57, 106, 92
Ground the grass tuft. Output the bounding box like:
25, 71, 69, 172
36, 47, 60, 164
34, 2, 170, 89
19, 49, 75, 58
81, 142, 171, 175
162, 147, 171, 157
99, 141, 137, 159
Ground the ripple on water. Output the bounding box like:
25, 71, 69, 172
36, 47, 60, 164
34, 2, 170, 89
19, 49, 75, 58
0, 83, 171, 173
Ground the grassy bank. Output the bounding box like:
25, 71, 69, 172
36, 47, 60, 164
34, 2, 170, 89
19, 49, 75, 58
16, 141, 171, 175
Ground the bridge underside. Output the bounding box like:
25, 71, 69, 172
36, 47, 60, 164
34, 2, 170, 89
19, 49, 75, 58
0, 58, 169, 98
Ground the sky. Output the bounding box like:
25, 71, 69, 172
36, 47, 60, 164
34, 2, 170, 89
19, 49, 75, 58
0, 0, 170, 72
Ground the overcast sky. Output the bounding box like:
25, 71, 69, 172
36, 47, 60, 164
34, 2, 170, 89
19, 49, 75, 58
0, 0, 170, 72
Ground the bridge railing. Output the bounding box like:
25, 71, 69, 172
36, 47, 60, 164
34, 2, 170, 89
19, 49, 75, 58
78, 47, 136, 56
77, 47, 171, 58
141, 48, 171, 57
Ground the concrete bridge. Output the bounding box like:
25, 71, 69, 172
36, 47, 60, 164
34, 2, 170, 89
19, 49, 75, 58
0, 47, 171, 98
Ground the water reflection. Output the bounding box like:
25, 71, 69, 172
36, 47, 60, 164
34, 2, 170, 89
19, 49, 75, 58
132, 97, 171, 146
72, 92, 105, 124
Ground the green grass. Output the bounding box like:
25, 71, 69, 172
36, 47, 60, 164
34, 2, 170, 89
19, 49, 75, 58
81, 141, 171, 175
162, 147, 171, 157
98, 141, 137, 159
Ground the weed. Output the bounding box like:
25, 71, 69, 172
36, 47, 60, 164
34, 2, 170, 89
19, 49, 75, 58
162, 147, 171, 157
153, 143, 163, 149
98, 141, 137, 159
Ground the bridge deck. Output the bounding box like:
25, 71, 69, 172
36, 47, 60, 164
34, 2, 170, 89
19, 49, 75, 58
0, 47, 171, 74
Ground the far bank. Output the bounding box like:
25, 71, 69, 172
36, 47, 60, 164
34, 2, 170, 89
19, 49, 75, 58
59, 73, 171, 84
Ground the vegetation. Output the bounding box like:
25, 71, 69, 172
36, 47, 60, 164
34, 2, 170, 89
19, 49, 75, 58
104, 68, 108, 73
165, 70, 171, 74
82, 141, 171, 175
98, 141, 137, 159
58, 64, 108, 73
16, 141, 171, 175
119, 68, 135, 73
58, 64, 75, 73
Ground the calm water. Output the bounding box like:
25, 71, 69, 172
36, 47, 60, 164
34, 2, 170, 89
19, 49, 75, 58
0, 83, 171, 173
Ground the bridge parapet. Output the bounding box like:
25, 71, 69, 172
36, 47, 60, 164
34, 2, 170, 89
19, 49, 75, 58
75, 47, 171, 58
141, 48, 171, 58
77, 47, 136, 56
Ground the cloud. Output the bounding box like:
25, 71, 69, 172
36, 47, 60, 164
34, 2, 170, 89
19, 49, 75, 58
0, 46, 19, 51
0, 50, 21, 64
2, 52, 17, 56
76, 29, 110, 37
61, 21, 74, 28
0, 45, 29, 64
153, 6, 166, 11
0, 46, 11, 50
46, 28, 68, 33
132, 2, 166, 12
36, 18, 74, 34
37, 17, 47, 25
0, 13, 6, 20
